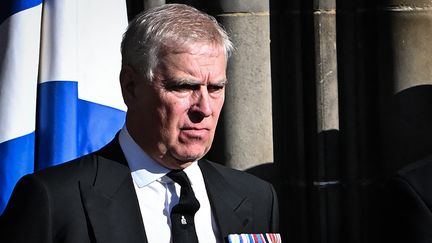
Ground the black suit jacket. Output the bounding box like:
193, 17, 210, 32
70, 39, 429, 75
384, 156, 432, 243
0, 137, 279, 243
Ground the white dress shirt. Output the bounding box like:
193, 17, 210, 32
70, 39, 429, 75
118, 127, 220, 243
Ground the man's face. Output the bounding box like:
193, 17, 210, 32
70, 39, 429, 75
124, 43, 227, 169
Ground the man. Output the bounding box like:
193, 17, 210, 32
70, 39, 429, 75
0, 4, 279, 243
383, 155, 432, 243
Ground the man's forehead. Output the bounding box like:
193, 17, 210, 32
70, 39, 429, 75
167, 42, 225, 57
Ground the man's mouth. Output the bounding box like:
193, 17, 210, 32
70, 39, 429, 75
180, 127, 210, 138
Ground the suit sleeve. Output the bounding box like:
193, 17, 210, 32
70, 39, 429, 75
0, 174, 53, 243
384, 177, 432, 243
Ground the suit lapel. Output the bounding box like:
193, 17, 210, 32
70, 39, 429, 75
79, 138, 148, 243
198, 160, 253, 238
78, 138, 253, 242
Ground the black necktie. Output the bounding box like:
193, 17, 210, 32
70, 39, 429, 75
167, 170, 200, 243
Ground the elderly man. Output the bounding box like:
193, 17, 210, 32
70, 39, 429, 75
0, 4, 279, 243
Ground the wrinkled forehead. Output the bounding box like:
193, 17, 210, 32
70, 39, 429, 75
161, 41, 227, 60
153, 42, 228, 82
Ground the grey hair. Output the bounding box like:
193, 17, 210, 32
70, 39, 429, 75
121, 4, 234, 81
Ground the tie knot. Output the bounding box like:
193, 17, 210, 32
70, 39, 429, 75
167, 170, 191, 188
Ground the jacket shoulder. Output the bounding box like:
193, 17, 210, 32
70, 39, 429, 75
199, 160, 279, 233
34, 137, 128, 186
393, 156, 432, 196
34, 153, 99, 186
202, 160, 272, 186
383, 156, 432, 242
199, 159, 276, 201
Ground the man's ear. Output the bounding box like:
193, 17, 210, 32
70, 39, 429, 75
120, 64, 138, 107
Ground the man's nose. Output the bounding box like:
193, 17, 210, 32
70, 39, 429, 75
191, 87, 212, 118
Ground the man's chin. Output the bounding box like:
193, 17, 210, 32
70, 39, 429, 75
172, 154, 202, 164
164, 156, 198, 170
170, 149, 207, 164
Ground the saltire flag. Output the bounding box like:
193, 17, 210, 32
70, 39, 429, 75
0, 0, 128, 213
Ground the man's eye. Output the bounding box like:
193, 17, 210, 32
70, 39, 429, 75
168, 84, 199, 92
208, 85, 224, 92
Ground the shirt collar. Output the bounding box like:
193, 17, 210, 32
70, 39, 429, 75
118, 126, 170, 188
183, 161, 200, 186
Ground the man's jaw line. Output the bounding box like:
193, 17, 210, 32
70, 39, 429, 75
157, 150, 202, 170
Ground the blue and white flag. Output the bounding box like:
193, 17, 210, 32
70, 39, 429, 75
0, 0, 128, 213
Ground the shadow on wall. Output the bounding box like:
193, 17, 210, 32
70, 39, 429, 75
381, 84, 432, 173
377, 85, 432, 243
245, 162, 280, 188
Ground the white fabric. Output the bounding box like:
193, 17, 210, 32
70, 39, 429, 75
183, 160, 220, 243
0, 5, 42, 143
119, 127, 220, 243
38, 0, 127, 111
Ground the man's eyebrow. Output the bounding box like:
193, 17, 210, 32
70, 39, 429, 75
163, 77, 199, 85
214, 79, 228, 85
163, 78, 228, 86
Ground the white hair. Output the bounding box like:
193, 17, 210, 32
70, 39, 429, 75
121, 4, 234, 81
